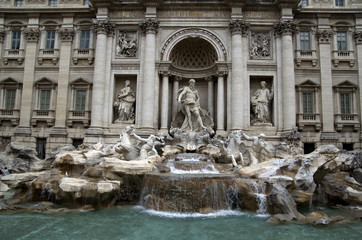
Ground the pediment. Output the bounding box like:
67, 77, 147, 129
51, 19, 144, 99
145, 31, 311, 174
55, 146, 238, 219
334, 80, 358, 89
296, 80, 319, 88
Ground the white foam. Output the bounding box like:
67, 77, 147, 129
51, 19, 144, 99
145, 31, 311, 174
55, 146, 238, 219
136, 207, 245, 219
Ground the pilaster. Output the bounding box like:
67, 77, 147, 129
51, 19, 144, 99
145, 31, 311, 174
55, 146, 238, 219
316, 29, 336, 139
15, 27, 40, 136
51, 27, 74, 137
354, 31, 362, 140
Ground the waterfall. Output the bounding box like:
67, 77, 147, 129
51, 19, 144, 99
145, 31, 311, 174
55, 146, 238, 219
251, 182, 268, 215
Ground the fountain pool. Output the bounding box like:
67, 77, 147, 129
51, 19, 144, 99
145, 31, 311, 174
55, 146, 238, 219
0, 205, 361, 240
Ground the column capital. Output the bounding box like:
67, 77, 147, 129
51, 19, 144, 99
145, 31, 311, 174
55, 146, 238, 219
159, 70, 171, 77
93, 20, 115, 35
354, 31, 362, 44
174, 76, 182, 82
316, 30, 333, 44
140, 19, 159, 34
229, 20, 249, 36
59, 27, 74, 42
217, 70, 228, 77
274, 20, 296, 36
205, 76, 213, 82
0, 28, 4, 43
24, 28, 40, 43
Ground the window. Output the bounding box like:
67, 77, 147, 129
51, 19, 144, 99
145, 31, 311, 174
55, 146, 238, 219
337, 32, 347, 51
340, 93, 351, 114
39, 89, 51, 110
335, 0, 344, 7
11, 31, 21, 50
84, 0, 90, 6
49, 0, 57, 6
45, 30, 56, 49
299, 0, 308, 6
304, 143, 315, 154
80, 30, 90, 49
300, 31, 310, 50
72, 139, 83, 148
342, 143, 353, 151
303, 92, 313, 114
15, 0, 23, 6
75, 90, 87, 111
4, 89, 16, 110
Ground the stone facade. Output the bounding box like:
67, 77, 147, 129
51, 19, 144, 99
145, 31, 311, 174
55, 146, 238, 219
0, 0, 362, 156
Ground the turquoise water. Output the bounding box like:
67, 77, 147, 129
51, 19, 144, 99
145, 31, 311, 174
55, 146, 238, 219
0, 206, 361, 240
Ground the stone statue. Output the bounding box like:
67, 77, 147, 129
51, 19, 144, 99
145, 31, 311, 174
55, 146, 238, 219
251, 81, 273, 125
250, 32, 271, 59
116, 32, 137, 57
170, 79, 214, 134
114, 125, 139, 160
242, 131, 273, 165
132, 132, 165, 160
114, 80, 136, 123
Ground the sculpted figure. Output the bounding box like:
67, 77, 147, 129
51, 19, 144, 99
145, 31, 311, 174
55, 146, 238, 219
251, 81, 273, 124
171, 79, 214, 134
242, 132, 273, 165
117, 32, 137, 57
114, 126, 139, 160
114, 80, 136, 123
132, 132, 165, 160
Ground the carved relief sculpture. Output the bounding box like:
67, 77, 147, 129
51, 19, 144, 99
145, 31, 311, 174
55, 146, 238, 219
116, 31, 138, 57
114, 80, 136, 123
171, 79, 214, 134
250, 32, 271, 59
251, 81, 273, 125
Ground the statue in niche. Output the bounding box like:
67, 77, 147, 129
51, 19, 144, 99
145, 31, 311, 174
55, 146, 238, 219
241, 132, 273, 165
116, 31, 137, 57
250, 32, 271, 59
251, 81, 273, 125
170, 79, 214, 134
114, 80, 136, 123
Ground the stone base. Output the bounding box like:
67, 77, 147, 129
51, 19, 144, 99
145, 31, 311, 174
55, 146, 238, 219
244, 125, 277, 136
50, 127, 68, 137
85, 127, 104, 135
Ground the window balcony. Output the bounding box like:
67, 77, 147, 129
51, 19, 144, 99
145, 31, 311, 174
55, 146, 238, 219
38, 49, 59, 65
31, 110, 55, 127
295, 50, 317, 67
3, 49, 25, 65
297, 113, 321, 131
72, 48, 94, 65
67, 110, 91, 127
334, 114, 359, 131
0, 109, 20, 126
332, 50, 355, 67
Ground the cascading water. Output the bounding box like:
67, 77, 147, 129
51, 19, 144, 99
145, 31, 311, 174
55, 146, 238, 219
251, 182, 268, 215
139, 153, 238, 213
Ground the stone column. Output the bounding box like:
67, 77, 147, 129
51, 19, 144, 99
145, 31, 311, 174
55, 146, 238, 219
51, 27, 74, 136
172, 76, 181, 120
87, 20, 114, 134
205, 76, 214, 118
0, 29, 4, 64
354, 32, 362, 136
139, 19, 159, 130
274, 21, 297, 130
316, 30, 335, 135
15, 28, 40, 135
229, 20, 249, 130
217, 72, 226, 132
160, 71, 170, 131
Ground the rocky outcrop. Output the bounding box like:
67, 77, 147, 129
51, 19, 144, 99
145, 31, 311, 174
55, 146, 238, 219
0, 143, 42, 173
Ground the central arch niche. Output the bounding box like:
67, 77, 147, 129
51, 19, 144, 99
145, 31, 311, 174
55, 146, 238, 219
169, 38, 218, 72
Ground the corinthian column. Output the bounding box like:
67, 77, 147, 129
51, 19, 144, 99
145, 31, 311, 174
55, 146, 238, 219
15, 28, 40, 135
274, 21, 297, 130
217, 71, 226, 132
229, 20, 249, 130
52, 27, 74, 136
139, 19, 159, 130
160, 71, 170, 131
88, 20, 114, 134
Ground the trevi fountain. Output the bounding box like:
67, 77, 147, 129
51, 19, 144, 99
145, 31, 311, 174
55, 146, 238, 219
0, 79, 361, 239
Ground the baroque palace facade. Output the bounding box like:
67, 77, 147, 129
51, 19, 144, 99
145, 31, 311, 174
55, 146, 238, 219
0, 0, 362, 157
